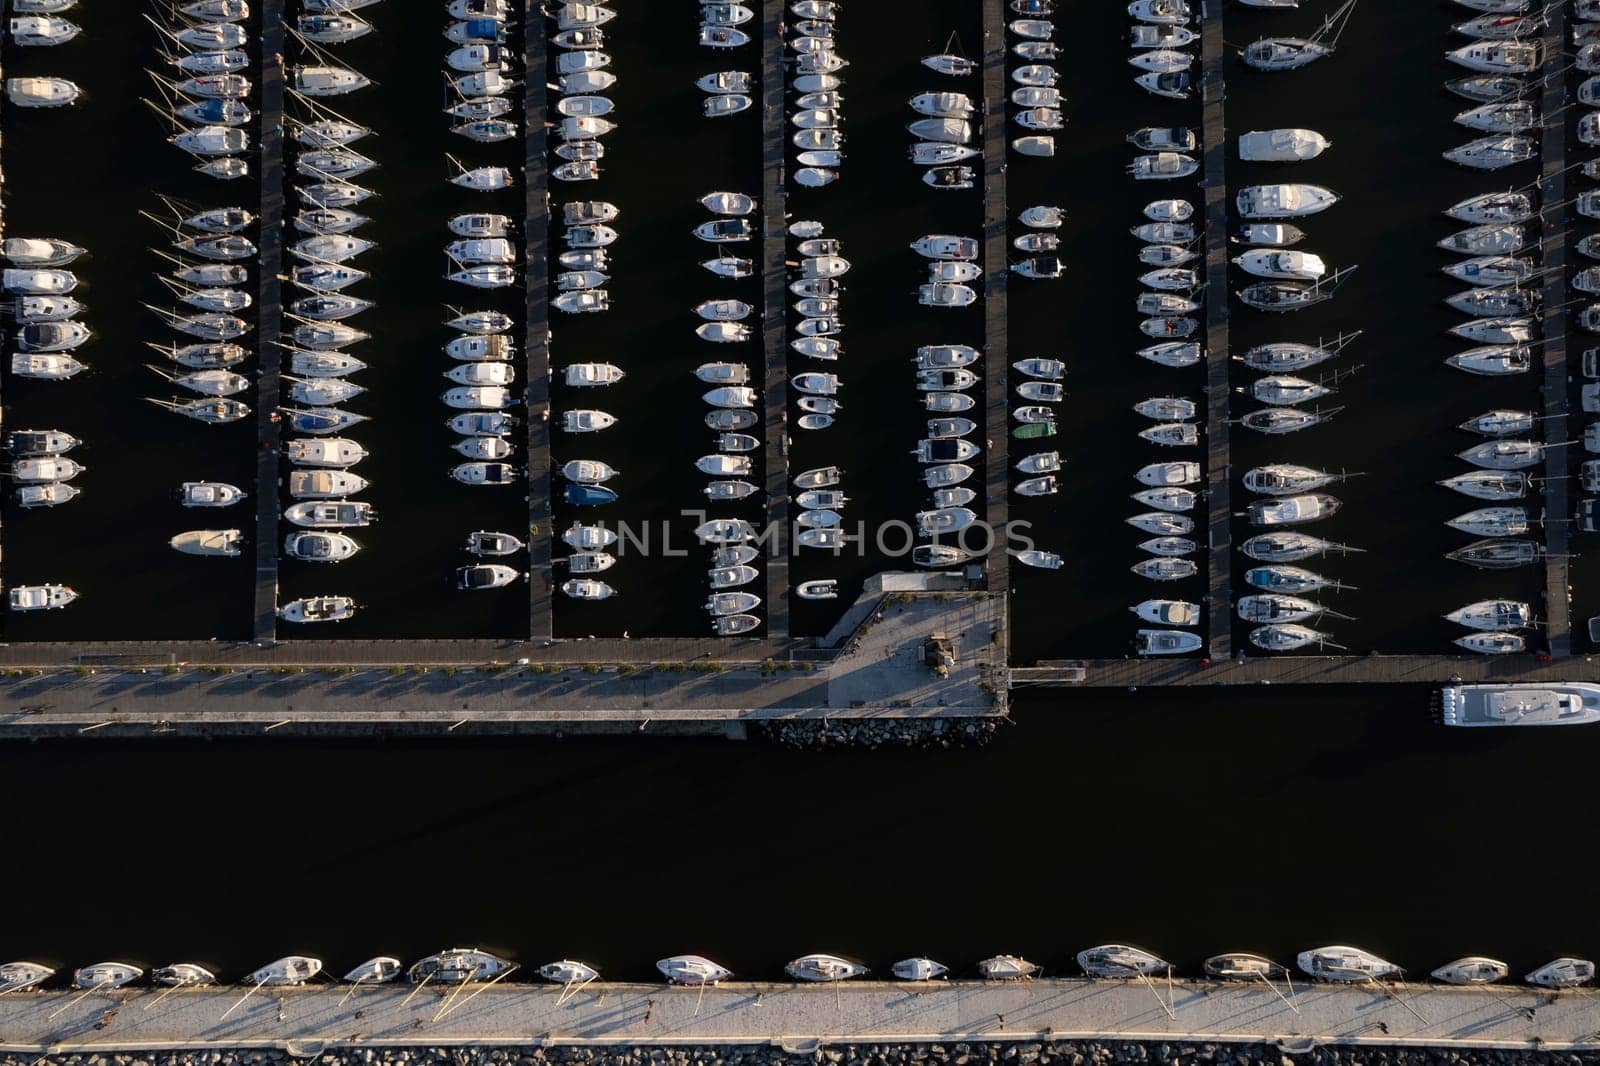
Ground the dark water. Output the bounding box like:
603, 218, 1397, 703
3, 686, 1599, 979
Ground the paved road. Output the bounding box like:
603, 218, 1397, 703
2, 979, 1595, 1053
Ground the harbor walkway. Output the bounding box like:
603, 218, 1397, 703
1539, 7, 1573, 658
760, 0, 791, 640
253, 0, 288, 645
1013, 651, 1600, 686
3, 979, 1598, 1053
1200, 0, 1232, 660
0, 592, 1004, 733
981, 0, 1010, 595
524, 14, 554, 639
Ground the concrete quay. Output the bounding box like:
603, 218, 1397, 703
2, 980, 1598, 1054
0, 591, 1003, 735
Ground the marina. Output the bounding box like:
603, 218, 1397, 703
1, 0, 1600, 669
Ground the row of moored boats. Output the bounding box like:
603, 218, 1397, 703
3, 944, 1595, 994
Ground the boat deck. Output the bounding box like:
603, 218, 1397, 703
524, 13, 554, 640
761, 0, 790, 640
1200, 0, 1233, 660
253, 0, 287, 645
1539, 5, 1572, 658
981, 0, 1010, 594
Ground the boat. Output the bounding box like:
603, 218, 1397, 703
1447, 538, 1542, 569
1128, 0, 1190, 22
977, 956, 1040, 980
1445, 600, 1532, 632
1136, 628, 1203, 654
1132, 599, 1200, 626
1455, 101, 1538, 134
1236, 184, 1340, 219
1447, 191, 1532, 225
283, 500, 375, 529
407, 949, 515, 985
1078, 946, 1170, 978
170, 529, 241, 557
1458, 439, 1542, 470
1128, 152, 1198, 181
1239, 128, 1331, 162
283, 531, 360, 563
1445, 135, 1535, 170
5, 75, 80, 107
1296, 946, 1399, 982
70, 962, 142, 990
1527, 959, 1596, 988
1205, 955, 1287, 980
1240, 531, 1352, 562
179, 480, 245, 508
8, 584, 77, 611
657, 956, 732, 985
922, 53, 975, 76
1438, 682, 1600, 726
1447, 504, 1529, 537
785, 955, 867, 982
892, 958, 948, 981
1132, 487, 1198, 512
1236, 594, 1331, 623
1234, 250, 1326, 281
1447, 40, 1541, 72
1245, 565, 1346, 594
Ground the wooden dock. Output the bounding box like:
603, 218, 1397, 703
981, 0, 1010, 594
524, 8, 554, 639
1539, 5, 1572, 658
760, 0, 790, 640
1200, 0, 1232, 659
5, 979, 1600, 1054
253, 0, 287, 645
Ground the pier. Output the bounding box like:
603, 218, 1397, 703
525, 8, 554, 639
1539, 6, 1572, 658
761, 0, 790, 640
980, 0, 1010, 594
3, 979, 1599, 1053
252, 0, 288, 645
1200, 0, 1232, 659
1013, 650, 1600, 686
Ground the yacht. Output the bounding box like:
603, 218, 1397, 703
785, 954, 868, 982
1444, 135, 1535, 170
1439, 470, 1527, 500
289, 469, 370, 499
1238, 128, 1331, 162
5, 75, 80, 107
1233, 222, 1304, 246
1458, 439, 1542, 470
1240, 406, 1340, 434
1138, 341, 1201, 367
1236, 594, 1329, 623
1447, 506, 1529, 537
913, 543, 973, 567
1132, 558, 1197, 581
170, 529, 241, 557
10, 14, 80, 44
1132, 486, 1198, 512
657, 956, 732, 985
1447, 40, 1540, 72
4, 267, 77, 293
1455, 101, 1538, 134
293, 65, 370, 96
1132, 599, 1200, 626
1447, 538, 1542, 569
1234, 249, 1326, 281
1245, 565, 1344, 594
1527, 959, 1596, 988
1459, 409, 1534, 437
72, 962, 143, 989
1205, 954, 1287, 980
1078, 945, 1169, 978
1241, 532, 1349, 562
976, 955, 1040, 980
921, 53, 976, 76
286, 438, 367, 467
276, 595, 355, 624
1251, 623, 1344, 652
1128, 0, 1190, 22
1439, 683, 1600, 726
1446, 600, 1531, 631
408, 949, 514, 984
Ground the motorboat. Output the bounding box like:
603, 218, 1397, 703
911, 142, 979, 165
6, 75, 80, 107
283, 501, 376, 528
8, 584, 77, 611
1234, 249, 1326, 281
11, 456, 82, 482
1135, 626, 1203, 654
1236, 184, 1340, 219
1130, 49, 1192, 74
180, 480, 245, 508
3, 267, 77, 294
564, 362, 624, 387
284, 531, 360, 563
1247, 493, 1341, 527
289, 469, 370, 499
1128, 0, 1190, 23
698, 70, 753, 93
441, 385, 512, 409
287, 438, 367, 468
1128, 152, 1198, 180
461, 564, 521, 591
1239, 128, 1331, 162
